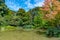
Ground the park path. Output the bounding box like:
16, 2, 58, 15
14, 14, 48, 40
0, 31, 60, 40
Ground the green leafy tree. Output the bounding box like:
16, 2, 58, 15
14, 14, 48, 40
17, 8, 30, 26
54, 12, 60, 28
28, 7, 40, 25
4, 15, 23, 26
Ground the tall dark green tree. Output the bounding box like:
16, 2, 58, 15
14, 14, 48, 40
0, 0, 8, 17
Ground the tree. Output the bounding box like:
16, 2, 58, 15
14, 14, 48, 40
17, 8, 30, 26
42, 0, 60, 37
42, 0, 60, 19
28, 7, 40, 25
54, 13, 60, 29
17, 8, 25, 16
28, 7, 47, 29
0, 0, 8, 17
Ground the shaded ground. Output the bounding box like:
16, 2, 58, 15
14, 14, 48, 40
0, 30, 60, 40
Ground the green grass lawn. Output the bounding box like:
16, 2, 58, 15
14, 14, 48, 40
0, 30, 60, 40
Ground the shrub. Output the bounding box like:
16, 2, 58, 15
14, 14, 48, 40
0, 26, 17, 31
23, 25, 35, 31
46, 27, 60, 37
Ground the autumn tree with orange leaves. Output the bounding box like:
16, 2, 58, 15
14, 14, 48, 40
42, 0, 60, 19
43, 0, 60, 28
